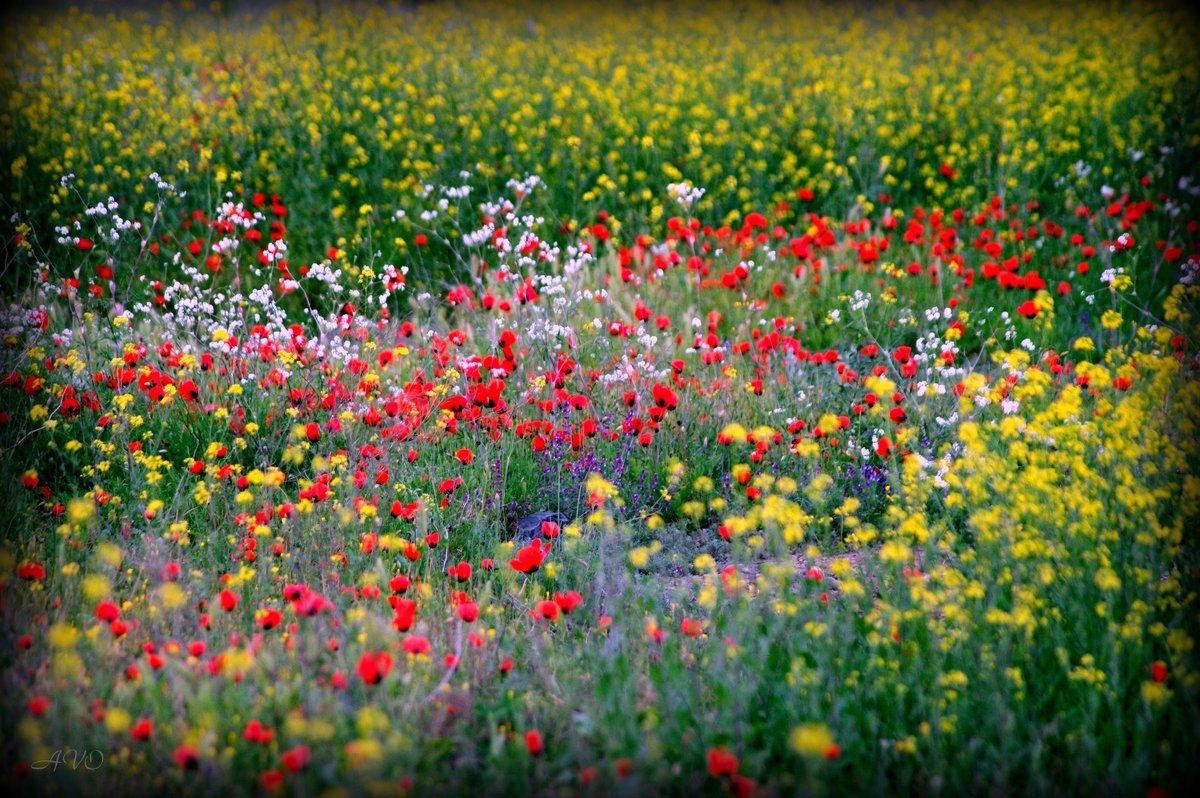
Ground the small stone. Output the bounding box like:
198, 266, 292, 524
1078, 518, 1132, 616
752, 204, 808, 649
514, 511, 569, 541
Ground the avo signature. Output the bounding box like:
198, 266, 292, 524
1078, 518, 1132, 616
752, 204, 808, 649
31, 748, 105, 772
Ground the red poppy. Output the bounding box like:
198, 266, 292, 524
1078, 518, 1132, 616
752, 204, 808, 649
402, 635, 431, 655
392, 598, 416, 632
1151, 661, 1168, 683
174, 745, 200, 771
17, 562, 45, 581
244, 720, 274, 744
707, 746, 739, 778
510, 539, 550, 573
131, 718, 153, 741
357, 651, 393, 684
554, 591, 583, 614
525, 730, 544, 756
258, 609, 283, 628
281, 745, 310, 772
536, 600, 561, 621
95, 601, 120, 622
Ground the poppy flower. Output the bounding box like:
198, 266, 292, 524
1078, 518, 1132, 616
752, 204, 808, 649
281, 745, 310, 772
554, 591, 583, 614
18, 562, 46, 580
392, 598, 417, 632
510, 539, 550, 573
402, 635, 431, 655
244, 720, 273, 744
357, 651, 393, 684
536, 600, 560, 621
131, 718, 153, 741
1016, 300, 1039, 319
255, 608, 279, 630
174, 745, 200, 770
524, 730, 544, 756
707, 746, 739, 778
95, 601, 120, 622
457, 601, 479, 623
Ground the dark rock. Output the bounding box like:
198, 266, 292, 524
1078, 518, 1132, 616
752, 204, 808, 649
514, 511, 570, 541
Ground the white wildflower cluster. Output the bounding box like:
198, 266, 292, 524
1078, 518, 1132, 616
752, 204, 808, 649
562, 244, 594, 277
84, 197, 120, 217
462, 222, 495, 248
924, 305, 952, 322
147, 172, 177, 193
216, 200, 263, 229
306, 260, 342, 286
212, 236, 240, 255
1180, 257, 1200, 286
505, 174, 543, 198
1111, 233, 1134, 252
262, 240, 286, 263
667, 181, 705, 210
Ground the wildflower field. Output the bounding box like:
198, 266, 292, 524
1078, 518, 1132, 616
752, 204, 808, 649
3, 0, 1200, 795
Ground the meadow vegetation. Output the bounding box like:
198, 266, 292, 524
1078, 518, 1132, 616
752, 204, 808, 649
1, 1, 1199, 796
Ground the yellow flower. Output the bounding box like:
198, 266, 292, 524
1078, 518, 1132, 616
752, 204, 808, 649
1094, 567, 1121, 592
66, 497, 95, 526
879, 540, 912, 563
790, 722, 836, 757
81, 574, 111, 602
158, 582, 187, 610
105, 708, 131, 734
49, 623, 79, 649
